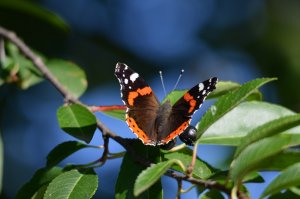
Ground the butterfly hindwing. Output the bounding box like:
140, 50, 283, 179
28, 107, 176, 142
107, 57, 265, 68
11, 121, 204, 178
157, 77, 218, 145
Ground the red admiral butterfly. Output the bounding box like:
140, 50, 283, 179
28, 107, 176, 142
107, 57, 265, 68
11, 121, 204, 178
115, 63, 218, 146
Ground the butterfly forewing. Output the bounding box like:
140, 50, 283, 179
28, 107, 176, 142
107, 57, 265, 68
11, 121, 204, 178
115, 63, 160, 145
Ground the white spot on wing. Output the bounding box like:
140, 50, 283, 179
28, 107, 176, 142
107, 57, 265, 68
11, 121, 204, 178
199, 83, 204, 91
124, 78, 128, 84
130, 73, 139, 82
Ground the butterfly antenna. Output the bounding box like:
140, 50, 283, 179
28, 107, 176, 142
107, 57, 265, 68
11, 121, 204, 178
159, 70, 167, 97
172, 69, 184, 91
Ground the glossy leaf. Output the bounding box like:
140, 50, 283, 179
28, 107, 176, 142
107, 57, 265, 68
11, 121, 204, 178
134, 159, 178, 197
46, 141, 90, 167
15, 167, 63, 199
230, 134, 300, 183
57, 104, 97, 143
234, 114, 300, 158
162, 147, 215, 179
47, 59, 87, 98
116, 140, 162, 199
200, 101, 298, 145
260, 163, 300, 198
197, 78, 277, 138
44, 169, 98, 199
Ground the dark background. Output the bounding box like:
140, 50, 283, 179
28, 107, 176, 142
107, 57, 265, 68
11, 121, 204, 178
0, 0, 300, 198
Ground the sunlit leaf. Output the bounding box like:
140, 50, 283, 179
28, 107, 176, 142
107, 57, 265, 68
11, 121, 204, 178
234, 114, 300, 158
200, 101, 297, 145
162, 147, 216, 179
57, 104, 96, 143
44, 169, 98, 199
230, 134, 300, 183
101, 109, 126, 121
197, 78, 276, 138
134, 159, 178, 197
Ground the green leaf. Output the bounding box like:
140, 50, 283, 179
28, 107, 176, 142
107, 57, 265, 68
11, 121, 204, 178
200, 101, 297, 145
260, 163, 300, 198
46, 141, 90, 167
1, 42, 44, 89
207, 81, 240, 99
32, 184, 48, 199
162, 90, 187, 105
196, 78, 277, 138
230, 134, 300, 183
57, 104, 97, 143
134, 159, 179, 197
234, 114, 300, 158
243, 172, 265, 183
44, 169, 98, 199
101, 109, 126, 121
115, 140, 162, 199
15, 167, 63, 199
201, 189, 225, 199
162, 147, 216, 179
47, 59, 87, 98
258, 150, 300, 171
267, 190, 300, 199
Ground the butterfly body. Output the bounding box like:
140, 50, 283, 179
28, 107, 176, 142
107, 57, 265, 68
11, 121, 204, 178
115, 63, 217, 146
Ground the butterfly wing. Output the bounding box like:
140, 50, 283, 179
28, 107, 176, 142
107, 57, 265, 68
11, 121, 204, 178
115, 63, 160, 145
157, 77, 218, 145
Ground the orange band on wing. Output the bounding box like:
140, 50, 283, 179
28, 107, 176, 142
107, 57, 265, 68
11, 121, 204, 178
158, 119, 191, 145
137, 86, 152, 95
184, 93, 197, 113
127, 86, 152, 106
126, 116, 154, 145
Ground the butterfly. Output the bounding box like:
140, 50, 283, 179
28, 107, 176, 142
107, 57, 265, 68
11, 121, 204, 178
115, 63, 218, 146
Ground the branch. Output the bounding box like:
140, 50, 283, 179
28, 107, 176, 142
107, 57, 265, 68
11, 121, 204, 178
0, 25, 156, 168
0, 25, 246, 198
